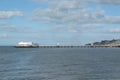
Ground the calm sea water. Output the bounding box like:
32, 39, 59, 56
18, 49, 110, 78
0, 47, 120, 80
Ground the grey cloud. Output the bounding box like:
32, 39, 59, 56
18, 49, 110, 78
80, 23, 104, 28
108, 28, 120, 33
0, 33, 8, 38
0, 11, 23, 19
90, 0, 120, 5
0, 23, 32, 33
105, 16, 120, 24
4, 26, 17, 32
0, 22, 7, 26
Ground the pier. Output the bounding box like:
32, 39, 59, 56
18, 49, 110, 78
38, 45, 120, 48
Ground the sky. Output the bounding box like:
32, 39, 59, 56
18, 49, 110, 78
0, 0, 120, 45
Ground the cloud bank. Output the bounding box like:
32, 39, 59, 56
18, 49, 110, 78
32, 0, 120, 29
33, 0, 120, 5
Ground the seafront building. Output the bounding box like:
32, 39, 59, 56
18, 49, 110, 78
16, 42, 39, 47
86, 39, 120, 47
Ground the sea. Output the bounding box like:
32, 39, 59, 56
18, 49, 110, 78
0, 47, 120, 80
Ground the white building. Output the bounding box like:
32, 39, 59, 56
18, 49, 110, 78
17, 42, 39, 47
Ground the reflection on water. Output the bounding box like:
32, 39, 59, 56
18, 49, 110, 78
0, 47, 120, 80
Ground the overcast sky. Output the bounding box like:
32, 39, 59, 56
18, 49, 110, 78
0, 0, 120, 45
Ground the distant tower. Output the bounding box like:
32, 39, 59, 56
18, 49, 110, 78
56, 43, 60, 48
57, 43, 60, 46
